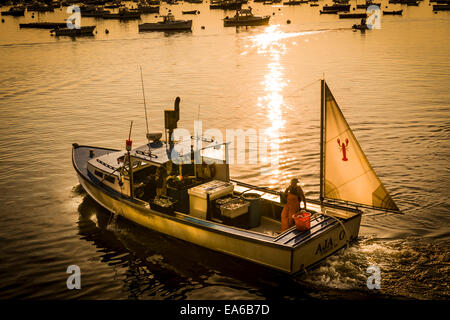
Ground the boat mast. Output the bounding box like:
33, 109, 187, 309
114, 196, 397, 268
320, 78, 325, 203
140, 66, 150, 140
126, 121, 134, 199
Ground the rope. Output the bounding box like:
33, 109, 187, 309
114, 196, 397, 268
321, 208, 351, 250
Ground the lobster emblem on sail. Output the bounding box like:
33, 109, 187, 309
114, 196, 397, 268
337, 138, 349, 161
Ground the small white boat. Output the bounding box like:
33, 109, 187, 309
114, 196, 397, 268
138, 12, 192, 32
72, 80, 401, 274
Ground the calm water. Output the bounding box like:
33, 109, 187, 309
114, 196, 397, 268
0, 1, 449, 300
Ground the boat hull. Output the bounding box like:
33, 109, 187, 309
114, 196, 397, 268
73, 145, 361, 274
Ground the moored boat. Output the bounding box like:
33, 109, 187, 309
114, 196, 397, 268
20, 22, 67, 28
356, 1, 381, 9
138, 12, 192, 31
138, 4, 160, 14
182, 10, 199, 14
52, 25, 96, 36
352, 23, 369, 30
1, 6, 25, 16
102, 7, 141, 19
282, 0, 308, 5
339, 13, 367, 18
382, 9, 403, 14
320, 9, 339, 13
433, 4, 450, 9
322, 4, 350, 11
223, 7, 270, 27
210, 0, 244, 10
26, 3, 55, 12
72, 80, 401, 274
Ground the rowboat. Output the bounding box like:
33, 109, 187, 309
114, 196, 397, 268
138, 13, 192, 31
72, 80, 401, 274
223, 8, 270, 27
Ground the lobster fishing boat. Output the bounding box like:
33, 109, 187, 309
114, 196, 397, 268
72, 80, 401, 274
138, 12, 192, 31
223, 8, 270, 27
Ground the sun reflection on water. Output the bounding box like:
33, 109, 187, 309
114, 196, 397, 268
251, 25, 289, 188
249, 26, 325, 187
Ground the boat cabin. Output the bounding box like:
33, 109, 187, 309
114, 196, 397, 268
86, 137, 294, 236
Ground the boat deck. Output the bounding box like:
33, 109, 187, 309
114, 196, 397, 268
250, 216, 280, 236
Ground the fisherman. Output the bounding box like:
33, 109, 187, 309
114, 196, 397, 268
280, 178, 307, 232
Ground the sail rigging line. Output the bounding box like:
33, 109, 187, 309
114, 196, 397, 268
321, 210, 351, 250
139, 66, 149, 137
283, 78, 321, 100
324, 198, 403, 214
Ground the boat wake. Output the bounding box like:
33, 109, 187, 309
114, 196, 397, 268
298, 235, 450, 299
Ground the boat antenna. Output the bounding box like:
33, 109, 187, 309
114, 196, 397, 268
140, 66, 150, 139
128, 120, 133, 141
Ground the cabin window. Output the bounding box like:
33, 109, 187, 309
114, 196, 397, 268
94, 170, 104, 178
105, 175, 115, 184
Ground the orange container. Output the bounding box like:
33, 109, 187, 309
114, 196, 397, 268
292, 210, 311, 232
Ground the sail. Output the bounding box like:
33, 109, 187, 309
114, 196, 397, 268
322, 81, 399, 212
